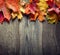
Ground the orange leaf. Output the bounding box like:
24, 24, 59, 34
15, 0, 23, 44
0, 0, 11, 22
6, 0, 20, 12
38, 12, 45, 22
0, 0, 5, 8
25, 6, 30, 14
1, 5, 11, 21
29, 0, 39, 3
55, 0, 60, 8
29, 0, 33, 3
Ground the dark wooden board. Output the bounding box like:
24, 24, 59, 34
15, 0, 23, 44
0, 17, 60, 55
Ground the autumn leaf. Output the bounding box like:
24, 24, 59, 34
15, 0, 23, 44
46, 0, 60, 23
48, 7, 60, 14
55, 0, 60, 8
6, 0, 20, 12
25, 2, 38, 21
1, 5, 11, 21
30, 13, 38, 21
6, 0, 24, 20
46, 12, 58, 24
0, 0, 11, 23
29, 0, 39, 3
11, 12, 23, 20
46, 0, 60, 14
37, 0, 48, 12
0, 12, 4, 23
38, 12, 45, 22
25, 3, 38, 14
20, 7, 25, 13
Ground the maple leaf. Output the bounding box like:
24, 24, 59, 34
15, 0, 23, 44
46, 12, 58, 24
6, 0, 20, 12
38, 12, 45, 22
46, 0, 55, 7
30, 13, 38, 21
55, 0, 60, 8
37, 0, 48, 12
6, 0, 24, 20
0, 12, 4, 23
0, 0, 11, 23
0, 0, 24, 23
25, 2, 38, 21
25, 3, 38, 14
46, 0, 60, 23
29, 0, 39, 3
36, 0, 48, 21
46, 0, 60, 14
25, 0, 45, 22
11, 12, 23, 20
48, 7, 60, 14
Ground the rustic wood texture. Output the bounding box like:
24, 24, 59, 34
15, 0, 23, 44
0, 16, 60, 55
0, 19, 20, 55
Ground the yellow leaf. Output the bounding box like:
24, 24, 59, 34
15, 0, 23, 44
46, 13, 58, 24
11, 11, 23, 20
11, 12, 17, 19
17, 12, 23, 19
37, 0, 48, 12
20, 7, 25, 13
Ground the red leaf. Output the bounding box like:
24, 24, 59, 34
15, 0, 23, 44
29, 0, 39, 3
30, 13, 38, 21
46, 0, 55, 7
0, 12, 4, 23
25, 3, 38, 14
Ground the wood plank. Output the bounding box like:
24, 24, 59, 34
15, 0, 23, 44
56, 23, 60, 55
27, 20, 43, 55
19, 16, 28, 55
0, 19, 19, 55
19, 14, 43, 55
42, 21, 58, 55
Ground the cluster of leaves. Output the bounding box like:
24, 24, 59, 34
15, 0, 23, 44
46, 0, 60, 24
0, 0, 60, 24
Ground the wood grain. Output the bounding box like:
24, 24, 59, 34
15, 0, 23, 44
0, 19, 19, 55
0, 17, 59, 55
42, 21, 58, 55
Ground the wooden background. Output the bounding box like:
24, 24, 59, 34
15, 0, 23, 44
0, 16, 60, 55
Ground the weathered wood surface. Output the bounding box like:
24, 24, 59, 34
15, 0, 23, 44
0, 16, 60, 55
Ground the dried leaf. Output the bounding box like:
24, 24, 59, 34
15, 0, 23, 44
1, 5, 11, 21
17, 12, 23, 19
25, 3, 37, 14
6, 0, 20, 12
11, 12, 17, 19
46, 13, 58, 24
30, 13, 38, 20
48, 7, 60, 14
55, 0, 60, 8
11, 12, 23, 20
0, 12, 4, 23
38, 12, 45, 22
0, 0, 11, 22
20, 6, 25, 13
